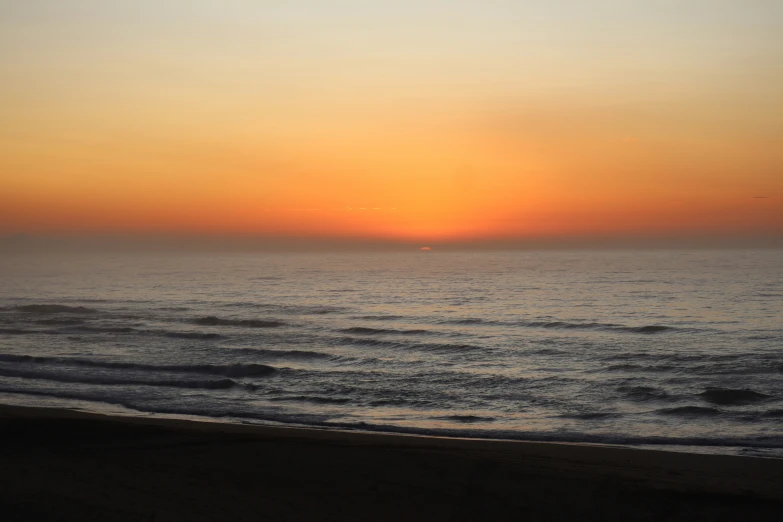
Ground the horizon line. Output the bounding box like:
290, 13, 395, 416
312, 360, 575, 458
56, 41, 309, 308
2, 232, 782, 253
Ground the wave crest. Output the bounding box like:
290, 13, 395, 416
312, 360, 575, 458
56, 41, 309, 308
0, 353, 276, 378
435, 415, 496, 423
339, 327, 430, 336
0, 367, 238, 390
194, 316, 285, 328
657, 406, 721, 416
15, 304, 98, 314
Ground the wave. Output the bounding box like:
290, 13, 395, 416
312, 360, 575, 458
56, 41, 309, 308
163, 331, 223, 340
290, 307, 340, 315
408, 340, 486, 353
66, 326, 136, 333
335, 336, 486, 353
25, 387, 783, 450
561, 412, 618, 420
220, 302, 345, 315
444, 318, 496, 325
602, 353, 765, 371
439, 317, 679, 334
269, 395, 352, 405
0, 388, 339, 426
368, 398, 437, 407
527, 321, 676, 334
435, 415, 496, 423
617, 386, 670, 401
34, 318, 86, 326
236, 348, 337, 360
657, 406, 722, 416
0, 367, 238, 390
194, 316, 285, 328
15, 304, 98, 314
699, 388, 771, 406
625, 325, 673, 334
0, 328, 34, 335
62, 298, 117, 304
682, 363, 783, 376
0, 353, 276, 377
339, 327, 431, 336
2, 326, 224, 340
605, 363, 676, 373
530, 348, 563, 356
525, 320, 617, 330
4, 325, 141, 337
216, 364, 277, 377
334, 336, 405, 349
352, 315, 407, 321
2, 386, 783, 452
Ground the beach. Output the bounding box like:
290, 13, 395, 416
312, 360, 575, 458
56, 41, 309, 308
2, 404, 782, 521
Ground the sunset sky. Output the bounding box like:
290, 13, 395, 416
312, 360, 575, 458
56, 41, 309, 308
2, 1, 782, 246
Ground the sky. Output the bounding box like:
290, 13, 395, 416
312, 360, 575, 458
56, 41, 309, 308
1, 1, 782, 247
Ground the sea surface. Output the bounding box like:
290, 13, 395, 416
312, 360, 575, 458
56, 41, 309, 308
1, 250, 781, 456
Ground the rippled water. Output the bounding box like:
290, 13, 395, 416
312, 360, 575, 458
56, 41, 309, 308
1, 250, 781, 456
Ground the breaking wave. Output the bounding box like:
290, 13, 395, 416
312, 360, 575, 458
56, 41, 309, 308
4, 386, 783, 452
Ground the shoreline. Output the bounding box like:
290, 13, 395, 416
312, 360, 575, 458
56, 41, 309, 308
2, 403, 783, 521
2, 393, 778, 458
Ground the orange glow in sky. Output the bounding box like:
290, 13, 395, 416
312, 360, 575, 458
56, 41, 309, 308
1, 2, 782, 245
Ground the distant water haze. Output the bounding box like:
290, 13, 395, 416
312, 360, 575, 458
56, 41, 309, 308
2, 232, 783, 254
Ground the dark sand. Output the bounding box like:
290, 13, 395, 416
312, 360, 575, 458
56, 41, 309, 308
1, 405, 782, 521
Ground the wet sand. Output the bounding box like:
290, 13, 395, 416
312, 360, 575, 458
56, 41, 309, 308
1, 404, 782, 521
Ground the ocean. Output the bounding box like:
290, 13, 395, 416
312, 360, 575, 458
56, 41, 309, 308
1, 249, 781, 456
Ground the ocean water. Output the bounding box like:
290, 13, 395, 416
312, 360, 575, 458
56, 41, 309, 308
1, 250, 781, 456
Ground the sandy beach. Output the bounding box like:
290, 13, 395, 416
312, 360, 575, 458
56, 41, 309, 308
1, 404, 781, 521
